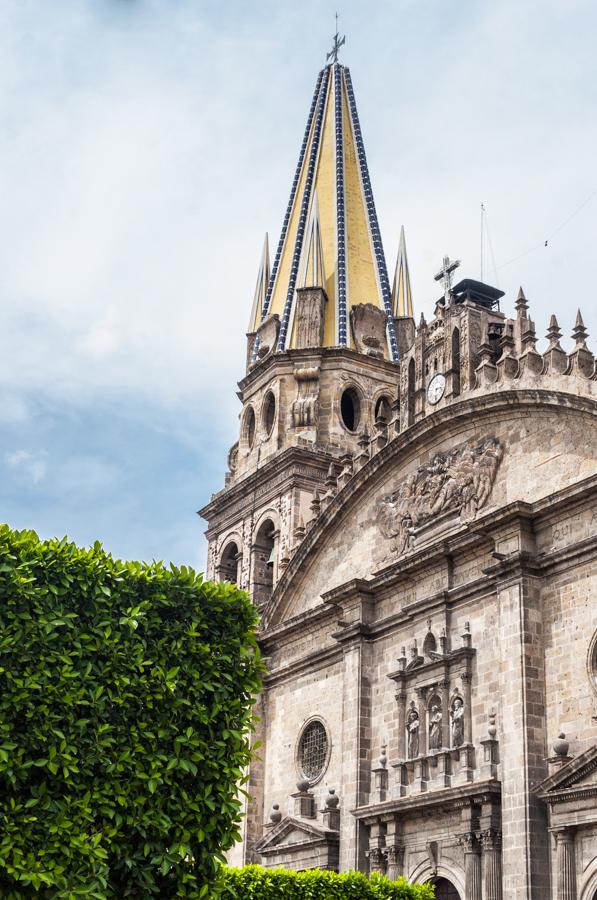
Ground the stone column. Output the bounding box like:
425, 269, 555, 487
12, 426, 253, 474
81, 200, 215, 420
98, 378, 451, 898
416, 686, 428, 755
482, 829, 503, 900
461, 671, 473, 744
383, 814, 404, 881
493, 549, 549, 899
461, 832, 482, 900
555, 829, 577, 900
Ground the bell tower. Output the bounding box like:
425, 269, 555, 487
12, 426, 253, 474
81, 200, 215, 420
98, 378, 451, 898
199, 53, 415, 612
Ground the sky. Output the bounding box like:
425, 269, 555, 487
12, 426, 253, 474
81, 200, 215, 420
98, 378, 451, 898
1, 0, 596, 571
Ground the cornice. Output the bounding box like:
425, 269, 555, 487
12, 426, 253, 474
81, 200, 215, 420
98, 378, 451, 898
198, 444, 335, 524
352, 779, 501, 819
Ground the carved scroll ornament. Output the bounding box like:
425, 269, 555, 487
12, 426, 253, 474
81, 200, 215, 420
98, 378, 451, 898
378, 436, 503, 554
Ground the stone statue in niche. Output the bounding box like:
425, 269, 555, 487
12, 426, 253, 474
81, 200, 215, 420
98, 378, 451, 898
406, 701, 420, 758
429, 702, 443, 750
451, 697, 465, 748
377, 436, 503, 555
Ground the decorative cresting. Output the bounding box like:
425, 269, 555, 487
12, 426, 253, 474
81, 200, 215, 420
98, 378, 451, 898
253, 61, 399, 361
377, 437, 503, 555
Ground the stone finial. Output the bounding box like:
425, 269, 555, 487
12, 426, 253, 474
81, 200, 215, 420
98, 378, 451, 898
293, 780, 315, 818
461, 621, 472, 648
553, 732, 570, 758
296, 778, 310, 793
320, 463, 338, 511
515, 286, 529, 317
293, 516, 306, 546
475, 324, 498, 386
543, 314, 568, 374
546, 314, 563, 348
321, 788, 340, 830
391, 392, 401, 435
496, 322, 518, 380
269, 803, 282, 824
378, 744, 388, 768
337, 452, 354, 490
355, 426, 371, 469
488, 708, 497, 739
397, 646, 407, 672
567, 309, 594, 377
372, 416, 388, 453
309, 489, 321, 520
325, 787, 339, 808
518, 318, 543, 376
573, 310, 588, 348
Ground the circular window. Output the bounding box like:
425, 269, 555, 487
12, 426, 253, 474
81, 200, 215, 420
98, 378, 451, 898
340, 388, 360, 432
298, 719, 329, 782
243, 406, 256, 448
262, 392, 276, 436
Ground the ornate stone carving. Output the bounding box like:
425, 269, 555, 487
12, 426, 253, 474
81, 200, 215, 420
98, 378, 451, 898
295, 287, 327, 349
406, 700, 420, 758
377, 436, 503, 554
428, 699, 443, 750
292, 366, 320, 428
350, 303, 388, 358
451, 696, 465, 748
255, 314, 280, 360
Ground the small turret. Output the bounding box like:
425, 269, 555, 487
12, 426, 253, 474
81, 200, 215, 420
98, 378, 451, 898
543, 314, 568, 374
567, 309, 595, 378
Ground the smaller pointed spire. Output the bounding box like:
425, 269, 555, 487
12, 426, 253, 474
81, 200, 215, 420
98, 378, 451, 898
391, 226, 414, 318
299, 192, 325, 290
546, 314, 563, 350
573, 309, 588, 348
247, 234, 270, 333
515, 286, 529, 317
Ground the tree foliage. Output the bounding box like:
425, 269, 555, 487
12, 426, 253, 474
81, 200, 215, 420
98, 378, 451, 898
0, 525, 263, 898
220, 866, 435, 899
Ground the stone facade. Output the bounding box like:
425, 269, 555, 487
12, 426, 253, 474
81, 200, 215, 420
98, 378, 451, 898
200, 286, 597, 899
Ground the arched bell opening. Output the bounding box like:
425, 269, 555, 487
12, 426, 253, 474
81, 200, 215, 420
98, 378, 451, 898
219, 541, 240, 585
251, 518, 276, 607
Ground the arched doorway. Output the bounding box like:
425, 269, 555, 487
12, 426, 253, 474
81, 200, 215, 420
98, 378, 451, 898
431, 876, 461, 900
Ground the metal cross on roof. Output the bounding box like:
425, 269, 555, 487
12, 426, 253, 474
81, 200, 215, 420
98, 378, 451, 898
326, 13, 345, 64
434, 255, 461, 303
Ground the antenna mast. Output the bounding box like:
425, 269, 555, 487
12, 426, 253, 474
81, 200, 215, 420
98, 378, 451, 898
480, 202, 485, 281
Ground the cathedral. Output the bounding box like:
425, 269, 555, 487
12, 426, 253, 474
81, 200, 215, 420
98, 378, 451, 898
199, 47, 597, 900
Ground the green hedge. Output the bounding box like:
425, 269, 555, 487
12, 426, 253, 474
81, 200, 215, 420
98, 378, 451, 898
220, 866, 435, 899
0, 525, 263, 898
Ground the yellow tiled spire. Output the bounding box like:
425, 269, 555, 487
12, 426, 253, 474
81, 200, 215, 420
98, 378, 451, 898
254, 63, 399, 361
391, 226, 414, 318
247, 233, 270, 333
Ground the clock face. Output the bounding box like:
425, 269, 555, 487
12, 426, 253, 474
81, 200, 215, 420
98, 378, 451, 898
427, 373, 446, 405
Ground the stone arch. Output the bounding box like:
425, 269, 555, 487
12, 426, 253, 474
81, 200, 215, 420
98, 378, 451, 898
409, 860, 465, 899
241, 404, 256, 448
579, 858, 597, 900
218, 538, 241, 585
263, 391, 597, 629
251, 512, 279, 607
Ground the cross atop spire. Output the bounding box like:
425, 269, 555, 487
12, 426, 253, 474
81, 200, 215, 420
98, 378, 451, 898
434, 255, 461, 303
326, 13, 345, 64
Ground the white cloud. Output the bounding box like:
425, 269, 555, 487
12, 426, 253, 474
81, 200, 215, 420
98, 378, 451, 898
5, 449, 47, 485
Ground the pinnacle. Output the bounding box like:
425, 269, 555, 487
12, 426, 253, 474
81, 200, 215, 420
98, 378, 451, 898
575, 308, 585, 329
547, 314, 561, 335
515, 286, 529, 316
